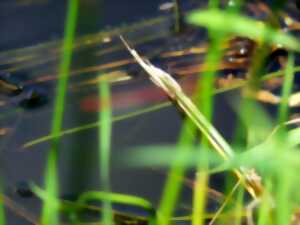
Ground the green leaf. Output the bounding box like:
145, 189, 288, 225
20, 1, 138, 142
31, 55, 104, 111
187, 9, 300, 51
77, 191, 156, 225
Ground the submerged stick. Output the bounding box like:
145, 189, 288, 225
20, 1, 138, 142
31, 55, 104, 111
120, 36, 263, 199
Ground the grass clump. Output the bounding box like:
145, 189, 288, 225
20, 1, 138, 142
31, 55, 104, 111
123, 1, 300, 225
4, 1, 300, 225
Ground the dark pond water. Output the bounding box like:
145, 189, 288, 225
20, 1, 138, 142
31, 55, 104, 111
1, 0, 300, 224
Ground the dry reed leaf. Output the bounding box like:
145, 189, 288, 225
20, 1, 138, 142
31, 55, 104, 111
120, 36, 264, 199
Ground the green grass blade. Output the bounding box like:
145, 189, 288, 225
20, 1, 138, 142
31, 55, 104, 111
0, 202, 4, 225
173, 0, 182, 33
209, 180, 241, 225
157, 22, 225, 225
192, 2, 230, 219
42, 151, 60, 225
77, 191, 156, 224
0, 186, 5, 225
187, 9, 300, 51
278, 53, 295, 124
98, 80, 113, 225
158, 3, 244, 224
287, 126, 300, 147
236, 100, 273, 148
77, 191, 154, 212
275, 172, 293, 225
23, 102, 171, 148
125, 145, 223, 169
51, 1, 78, 136
192, 171, 209, 225
257, 180, 272, 225
42, 0, 78, 224
33, 185, 155, 224
233, 184, 245, 225
23, 66, 300, 149
157, 119, 197, 225
192, 34, 221, 225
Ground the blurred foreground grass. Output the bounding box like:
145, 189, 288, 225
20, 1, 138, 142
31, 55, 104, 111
3, 1, 300, 225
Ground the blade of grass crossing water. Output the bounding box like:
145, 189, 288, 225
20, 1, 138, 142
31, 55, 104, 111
158, 3, 226, 224
257, 180, 273, 225
157, 2, 225, 223
0, 201, 4, 225
193, 1, 226, 224
187, 9, 300, 51
192, 39, 220, 225
77, 191, 155, 213
157, 119, 197, 225
192, 171, 209, 225
34, 185, 156, 225
233, 185, 245, 225
23, 66, 300, 149
50, 0, 78, 139
42, 151, 59, 225
192, 2, 248, 224
77, 191, 156, 225
208, 180, 241, 225
119, 37, 200, 225
0, 183, 5, 225
278, 53, 295, 124
173, 0, 182, 33
42, 0, 78, 224
98, 80, 113, 225
275, 170, 293, 225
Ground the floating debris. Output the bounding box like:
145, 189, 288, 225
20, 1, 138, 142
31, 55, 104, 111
159, 2, 175, 11
0, 128, 10, 136
15, 181, 34, 198
19, 88, 48, 109
0, 72, 23, 96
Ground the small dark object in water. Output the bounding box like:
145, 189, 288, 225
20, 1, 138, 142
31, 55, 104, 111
229, 37, 256, 58
268, 48, 288, 59
15, 181, 34, 198
19, 88, 48, 109
265, 48, 288, 73
61, 193, 79, 201
0, 72, 23, 96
